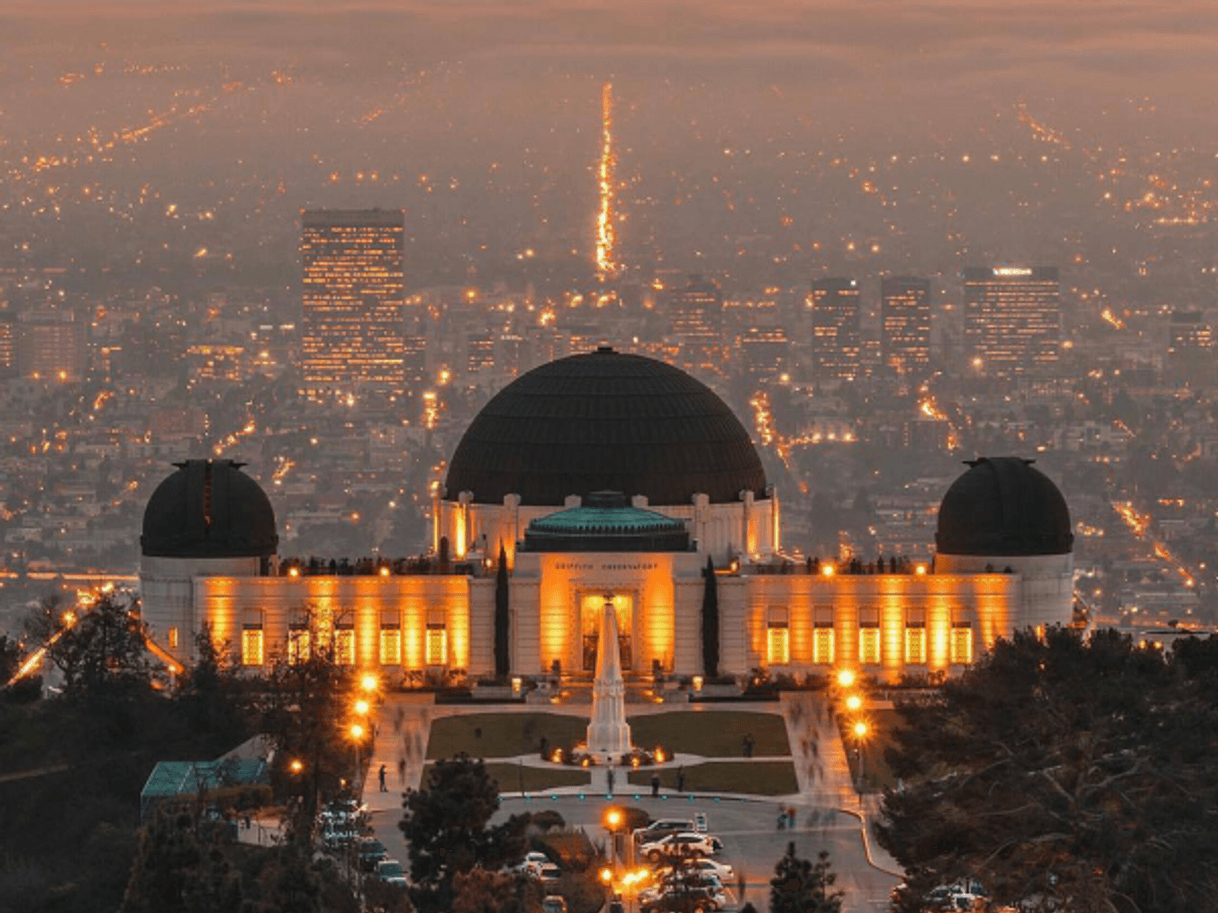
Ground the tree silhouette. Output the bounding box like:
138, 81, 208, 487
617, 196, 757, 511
701, 556, 719, 678
769, 843, 843, 913
400, 754, 530, 913
495, 544, 511, 679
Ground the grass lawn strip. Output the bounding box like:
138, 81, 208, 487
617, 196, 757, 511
626, 761, 798, 795
419, 761, 591, 792
626, 710, 790, 758
425, 712, 586, 760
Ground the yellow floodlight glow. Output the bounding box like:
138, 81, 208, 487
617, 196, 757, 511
837, 669, 855, 688
853, 721, 868, 738
361, 673, 378, 693
350, 723, 365, 740
821, 564, 836, 577
846, 694, 862, 711
354, 699, 370, 715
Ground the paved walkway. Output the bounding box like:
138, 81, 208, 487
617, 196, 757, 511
778, 692, 903, 875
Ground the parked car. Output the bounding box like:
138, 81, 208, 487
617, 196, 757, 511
638, 832, 718, 862
358, 838, 388, 872
376, 858, 409, 887
321, 822, 358, 851
538, 864, 562, 884
633, 819, 696, 843
656, 858, 734, 882
516, 851, 551, 876
541, 896, 568, 913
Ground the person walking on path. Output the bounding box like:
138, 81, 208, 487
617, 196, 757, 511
607, 766, 616, 794
378, 764, 387, 792
676, 766, 686, 793
650, 772, 660, 797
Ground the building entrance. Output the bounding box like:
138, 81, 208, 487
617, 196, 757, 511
580, 592, 632, 672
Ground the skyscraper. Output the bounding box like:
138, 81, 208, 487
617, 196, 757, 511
300, 209, 406, 396
809, 278, 861, 380
17, 306, 85, 383
881, 276, 931, 377
963, 267, 1060, 377
667, 275, 723, 375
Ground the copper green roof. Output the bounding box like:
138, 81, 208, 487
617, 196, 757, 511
523, 491, 691, 552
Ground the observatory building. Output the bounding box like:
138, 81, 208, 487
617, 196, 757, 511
139, 348, 1074, 682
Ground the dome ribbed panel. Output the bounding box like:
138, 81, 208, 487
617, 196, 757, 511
445, 351, 768, 506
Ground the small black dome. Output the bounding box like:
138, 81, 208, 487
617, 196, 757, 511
936, 457, 1073, 557
141, 460, 278, 559
444, 349, 768, 506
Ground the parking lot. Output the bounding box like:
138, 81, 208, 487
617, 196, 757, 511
369, 792, 898, 913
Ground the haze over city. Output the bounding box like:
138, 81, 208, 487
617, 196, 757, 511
2, 3, 1218, 913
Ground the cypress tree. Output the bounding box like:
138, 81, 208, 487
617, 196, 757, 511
702, 556, 719, 678
494, 544, 510, 679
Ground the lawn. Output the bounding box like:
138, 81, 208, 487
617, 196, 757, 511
425, 713, 587, 760
840, 708, 900, 792
420, 761, 591, 793
626, 711, 790, 757
626, 761, 798, 796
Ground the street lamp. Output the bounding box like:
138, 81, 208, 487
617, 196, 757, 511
349, 723, 365, 794
354, 698, 370, 716
845, 694, 862, 712
603, 806, 624, 869
836, 669, 855, 688
852, 720, 868, 798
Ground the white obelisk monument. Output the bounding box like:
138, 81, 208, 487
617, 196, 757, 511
586, 596, 632, 764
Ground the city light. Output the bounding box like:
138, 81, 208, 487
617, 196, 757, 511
837, 670, 855, 688
595, 82, 619, 281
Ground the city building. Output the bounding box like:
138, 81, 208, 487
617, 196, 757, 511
1167, 310, 1213, 357
666, 275, 724, 376
962, 267, 1060, 377
140, 349, 1074, 682
299, 209, 406, 397
17, 306, 86, 383
739, 326, 790, 383
808, 278, 861, 381
880, 276, 931, 377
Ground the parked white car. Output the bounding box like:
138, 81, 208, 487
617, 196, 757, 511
638, 831, 718, 862
516, 852, 551, 876
657, 857, 735, 882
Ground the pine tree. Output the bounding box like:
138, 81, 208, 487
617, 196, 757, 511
769, 843, 843, 913
494, 544, 510, 679
701, 556, 719, 678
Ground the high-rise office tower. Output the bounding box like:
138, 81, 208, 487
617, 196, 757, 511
881, 276, 931, 377
300, 209, 406, 396
963, 267, 1060, 377
740, 326, 790, 383
809, 278, 861, 380
667, 275, 723, 375
17, 306, 85, 382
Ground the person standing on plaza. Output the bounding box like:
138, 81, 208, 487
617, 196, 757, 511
651, 771, 660, 797
677, 766, 686, 793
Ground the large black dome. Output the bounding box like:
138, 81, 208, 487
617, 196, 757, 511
141, 460, 279, 559
936, 457, 1073, 557
444, 348, 768, 506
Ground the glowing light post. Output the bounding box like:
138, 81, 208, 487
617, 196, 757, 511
603, 806, 624, 871
852, 720, 868, 802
